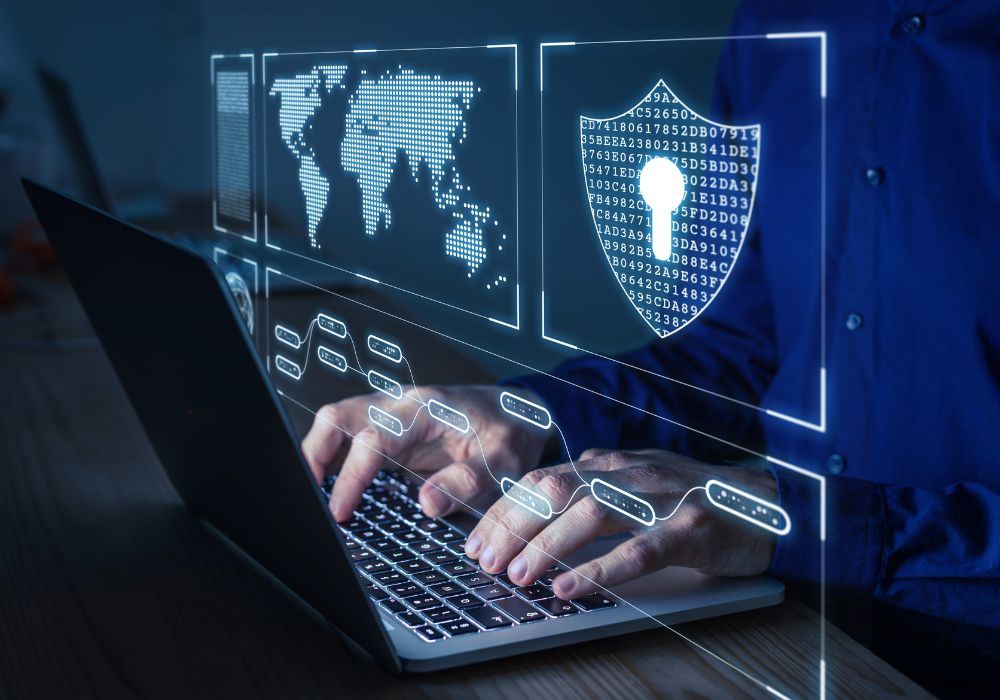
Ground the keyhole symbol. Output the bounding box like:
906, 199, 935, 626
639, 157, 685, 262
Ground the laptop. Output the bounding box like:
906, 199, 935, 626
22, 179, 783, 673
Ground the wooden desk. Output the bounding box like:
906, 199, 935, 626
0, 286, 931, 699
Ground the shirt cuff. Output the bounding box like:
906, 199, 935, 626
768, 466, 887, 593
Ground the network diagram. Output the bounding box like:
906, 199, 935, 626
269, 310, 790, 537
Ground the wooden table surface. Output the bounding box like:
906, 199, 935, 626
0, 284, 933, 699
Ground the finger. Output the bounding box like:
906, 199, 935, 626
329, 425, 392, 521
552, 529, 684, 600
506, 491, 624, 587
301, 403, 353, 483
418, 461, 491, 518
465, 454, 625, 562
473, 468, 594, 575
578, 447, 616, 461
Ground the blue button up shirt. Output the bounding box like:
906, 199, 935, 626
514, 1, 1000, 693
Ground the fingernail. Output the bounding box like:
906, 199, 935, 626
508, 558, 527, 583
422, 488, 450, 517
329, 495, 341, 520
480, 545, 495, 571
465, 534, 483, 557
554, 573, 581, 599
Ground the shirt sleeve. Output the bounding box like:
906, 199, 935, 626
772, 468, 1000, 634
506, 212, 777, 463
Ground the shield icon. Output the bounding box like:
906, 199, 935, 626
580, 79, 760, 338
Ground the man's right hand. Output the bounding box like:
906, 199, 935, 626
301, 385, 552, 522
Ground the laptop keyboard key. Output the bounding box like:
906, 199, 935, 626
494, 596, 547, 623
367, 587, 390, 602
423, 606, 460, 624
388, 582, 423, 598
440, 561, 475, 576
573, 593, 617, 611
350, 549, 375, 562
372, 571, 406, 586
536, 597, 579, 617
445, 593, 484, 610
380, 598, 407, 615
414, 625, 445, 642
429, 581, 466, 597
465, 606, 515, 629
359, 561, 390, 576
368, 538, 398, 553
417, 519, 446, 533
539, 567, 564, 586
382, 548, 415, 564
434, 529, 463, 543
398, 559, 432, 575
397, 611, 425, 628
479, 584, 513, 601
439, 619, 479, 636
404, 594, 439, 610
356, 528, 382, 542
425, 551, 458, 566
414, 570, 447, 585
457, 572, 493, 588
409, 540, 442, 555
517, 584, 553, 601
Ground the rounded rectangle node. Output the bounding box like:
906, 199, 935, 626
317, 345, 348, 373
427, 399, 470, 434
274, 324, 302, 349
368, 405, 403, 436
499, 391, 552, 429
317, 313, 347, 338
367, 369, 403, 400
590, 478, 656, 526
500, 476, 552, 519
705, 479, 791, 536
367, 334, 402, 363
274, 354, 303, 381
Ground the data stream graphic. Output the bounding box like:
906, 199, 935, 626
269, 313, 790, 536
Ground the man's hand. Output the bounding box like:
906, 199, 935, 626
464, 448, 778, 599
301, 385, 552, 522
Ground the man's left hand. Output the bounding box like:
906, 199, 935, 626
464, 448, 779, 600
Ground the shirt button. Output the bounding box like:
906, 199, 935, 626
865, 167, 885, 186
901, 15, 925, 37
845, 312, 864, 331
826, 453, 846, 474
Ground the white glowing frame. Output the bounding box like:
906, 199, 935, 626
427, 398, 470, 434
540, 35, 828, 435
368, 404, 403, 436
317, 345, 348, 372
260, 44, 521, 330
500, 476, 553, 519
210, 53, 258, 242
367, 334, 403, 364
367, 369, 403, 400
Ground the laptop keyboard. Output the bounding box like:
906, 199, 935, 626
322, 469, 617, 643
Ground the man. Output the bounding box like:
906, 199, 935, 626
301, 1, 999, 695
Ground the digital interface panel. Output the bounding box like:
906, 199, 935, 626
208, 36, 831, 699
541, 37, 825, 432
211, 54, 257, 240
262, 46, 519, 326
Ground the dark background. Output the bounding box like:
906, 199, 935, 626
0, 0, 741, 383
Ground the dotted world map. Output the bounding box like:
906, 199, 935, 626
269, 65, 502, 279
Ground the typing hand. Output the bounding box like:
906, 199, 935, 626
464, 448, 778, 599
301, 385, 551, 522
